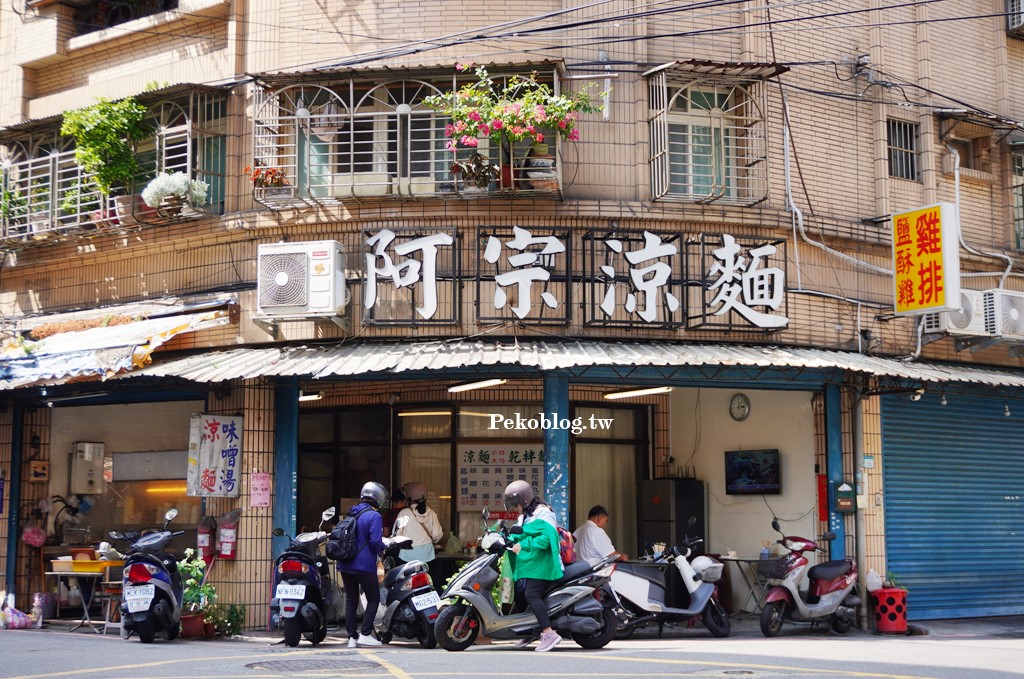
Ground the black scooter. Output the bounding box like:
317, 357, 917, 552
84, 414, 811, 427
110, 508, 184, 643
374, 517, 440, 648
270, 507, 340, 647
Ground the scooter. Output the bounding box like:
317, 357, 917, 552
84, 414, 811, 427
759, 518, 861, 637
374, 517, 441, 648
111, 508, 184, 643
270, 507, 341, 647
434, 509, 619, 651
610, 516, 730, 638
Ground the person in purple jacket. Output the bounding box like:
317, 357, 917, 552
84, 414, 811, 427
338, 481, 389, 647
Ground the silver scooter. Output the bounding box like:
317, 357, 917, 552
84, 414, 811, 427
609, 516, 730, 638
433, 509, 618, 651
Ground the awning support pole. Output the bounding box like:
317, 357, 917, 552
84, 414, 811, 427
543, 376, 570, 526
4, 401, 24, 597
825, 383, 846, 559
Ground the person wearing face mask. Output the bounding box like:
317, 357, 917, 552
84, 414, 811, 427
391, 482, 444, 564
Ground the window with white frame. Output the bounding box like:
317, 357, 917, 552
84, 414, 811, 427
1012, 146, 1024, 249
888, 119, 919, 180
649, 73, 768, 205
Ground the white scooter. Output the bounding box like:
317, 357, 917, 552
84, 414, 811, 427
608, 516, 730, 638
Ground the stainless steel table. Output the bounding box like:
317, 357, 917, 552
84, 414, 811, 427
719, 556, 780, 614
45, 571, 104, 633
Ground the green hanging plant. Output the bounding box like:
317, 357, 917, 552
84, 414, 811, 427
60, 97, 148, 196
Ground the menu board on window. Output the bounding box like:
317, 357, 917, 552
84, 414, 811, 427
456, 443, 544, 511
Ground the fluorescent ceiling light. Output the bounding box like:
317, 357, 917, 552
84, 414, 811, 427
397, 410, 452, 417
45, 392, 110, 407
458, 410, 497, 418
448, 379, 507, 393
298, 390, 323, 402
604, 386, 674, 400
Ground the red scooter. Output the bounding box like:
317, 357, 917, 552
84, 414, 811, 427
759, 519, 860, 637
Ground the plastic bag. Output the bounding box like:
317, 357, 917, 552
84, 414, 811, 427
21, 525, 47, 548
866, 568, 884, 592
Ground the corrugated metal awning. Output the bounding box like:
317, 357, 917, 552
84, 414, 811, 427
124, 339, 1024, 390
0, 309, 234, 389
643, 60, 789, 81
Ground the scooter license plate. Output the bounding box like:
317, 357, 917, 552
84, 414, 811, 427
411, 591, 440, 611
125, 585, 155, 613
276, 584, 305, 599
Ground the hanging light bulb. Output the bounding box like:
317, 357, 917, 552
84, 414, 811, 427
940, 395, 948, 406
295, 96, 310, 118
1005, 402, 1012, 417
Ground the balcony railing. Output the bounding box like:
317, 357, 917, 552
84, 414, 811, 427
252, 82, 563, 210
1, 149, 218, 245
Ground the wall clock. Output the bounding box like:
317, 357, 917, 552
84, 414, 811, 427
729, 393, 751, 421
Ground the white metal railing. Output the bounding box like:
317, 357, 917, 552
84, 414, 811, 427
252, 102, 562, 208
1009, 0, 1024, 34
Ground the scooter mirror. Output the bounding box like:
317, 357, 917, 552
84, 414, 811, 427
109, 531, 123, 540
164, 508, 179, 522
322, 507, 336, 522
481, 508, 490, 522
271, 527, 285, 537
393, 516, 409, 531
821, 531, 837, 541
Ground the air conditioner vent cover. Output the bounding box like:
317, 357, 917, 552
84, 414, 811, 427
258, 252, 309, 308
984, 289, 1024, 340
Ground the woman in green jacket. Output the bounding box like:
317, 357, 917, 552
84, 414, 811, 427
503, 480, 564, 652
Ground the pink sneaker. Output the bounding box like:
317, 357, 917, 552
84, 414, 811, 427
514, 635, 536, 648
535, 630, 562, 652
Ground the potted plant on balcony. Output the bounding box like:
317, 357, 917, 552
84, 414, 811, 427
424, 63, 605, 192
141, 171, 209, 218
244, 163, 291, 198
177, 547, 217, 638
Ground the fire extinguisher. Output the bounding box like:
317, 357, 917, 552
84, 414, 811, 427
197, 516, 217, 565
217, 509, 242, 560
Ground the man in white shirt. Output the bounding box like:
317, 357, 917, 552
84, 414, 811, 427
573, 505, 628, 566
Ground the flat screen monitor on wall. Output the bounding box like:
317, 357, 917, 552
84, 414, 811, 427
724, 449, 781, 495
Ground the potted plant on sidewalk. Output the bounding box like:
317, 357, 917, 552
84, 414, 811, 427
424, 62, 605, 192
177, 547, 217, 638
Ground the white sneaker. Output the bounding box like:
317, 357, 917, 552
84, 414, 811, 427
347, 637, 357, 648
535, 630, 562, 652
357, 633, 382, 647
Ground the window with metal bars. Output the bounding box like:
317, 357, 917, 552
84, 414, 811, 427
648, 75, 768, 205
1012, 146, 1024, 249
887, 119, 920, 180
1009, 0, 1024, 35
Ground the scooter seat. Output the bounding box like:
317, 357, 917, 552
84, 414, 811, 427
384, 561, 429, 589
614, 562, 665, 587
807, 559, 852, 582
545, 561, 596, 592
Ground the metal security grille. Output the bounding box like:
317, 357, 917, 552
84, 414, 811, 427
1009, 0, 1024, 33
887, 119, 919, 180
648, 70, 768, 206
881, 393, 1024, 619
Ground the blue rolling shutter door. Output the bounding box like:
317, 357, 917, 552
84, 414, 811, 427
881, 394, 1024, 620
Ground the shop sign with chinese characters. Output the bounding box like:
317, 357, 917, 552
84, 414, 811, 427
187, 413, 243, 497
362, 227, 789, 331
891, 203, 961, 315
456, 444, 544, 511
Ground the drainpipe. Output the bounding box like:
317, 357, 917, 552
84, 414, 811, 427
825, 383, 846, 559
853, 391, 868, 630
273, 378, 299, 562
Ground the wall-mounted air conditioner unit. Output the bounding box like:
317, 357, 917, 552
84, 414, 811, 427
1010, 0, 1024, 36
257, 240, 347, 319
923, 290, 992, 336
985, 289, 1024, 340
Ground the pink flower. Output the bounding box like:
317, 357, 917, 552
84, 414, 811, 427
567, 129, 580, 141
511, 126, 526, 136
526, 125, 535, 134
456, 62, 475, 71
478, 123, 491, 136
535, 133, 544, 143
445, 124, 455, 137
454, 120, 467, 133
460, 135, 479, 147
534, 106, 547, 122
491, 119, 504, 130
468, 110, 481, 122
446, 140, 457, 152
558, 119, 568, 129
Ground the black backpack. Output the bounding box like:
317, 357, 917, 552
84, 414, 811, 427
326, 506, 372, 561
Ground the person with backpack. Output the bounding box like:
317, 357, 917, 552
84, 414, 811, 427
502, 479, 564, 652
335, 481, 389, 648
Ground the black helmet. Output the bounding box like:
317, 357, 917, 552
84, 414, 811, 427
360, 481, 390, 509
502, 480, 534, 512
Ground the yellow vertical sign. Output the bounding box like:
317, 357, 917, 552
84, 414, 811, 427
892, 203, 960, 316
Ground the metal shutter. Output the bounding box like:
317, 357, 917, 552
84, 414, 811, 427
881, 393, 1024, 619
